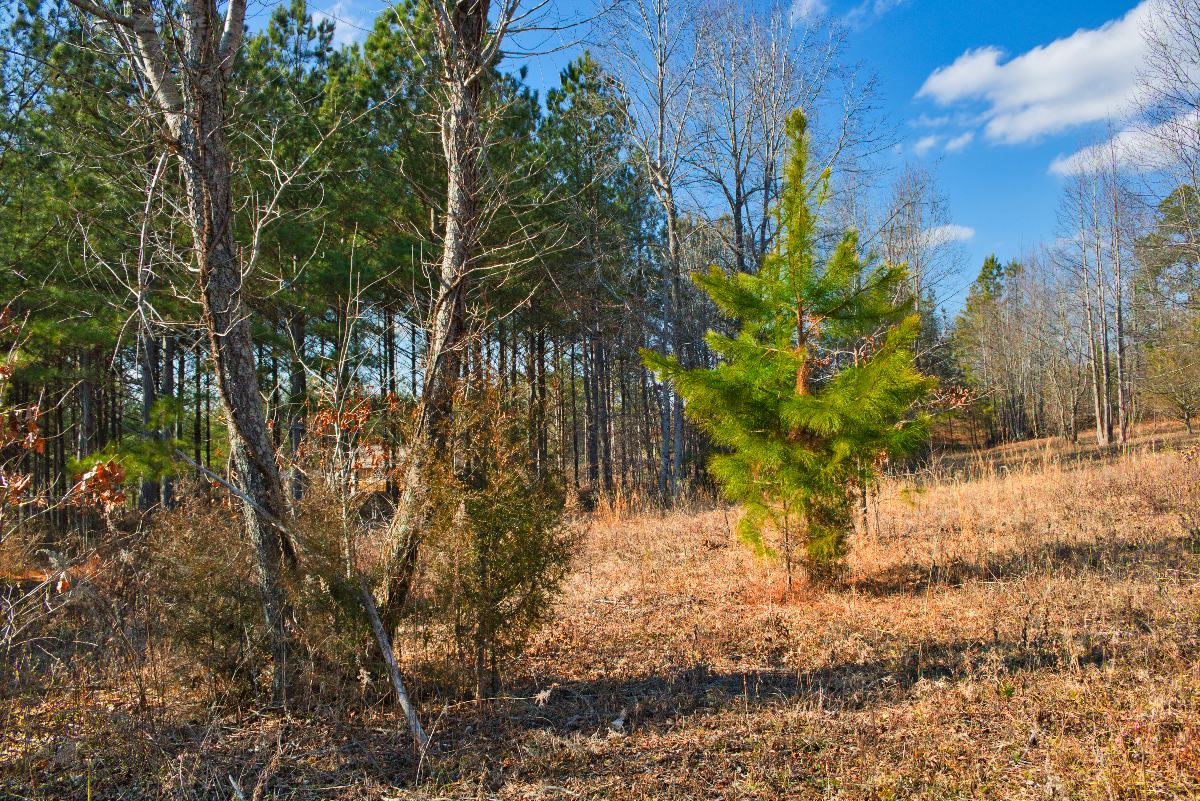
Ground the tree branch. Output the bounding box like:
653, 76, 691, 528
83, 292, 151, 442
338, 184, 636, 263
219, 0, 247, 70
64, 0, 133, 28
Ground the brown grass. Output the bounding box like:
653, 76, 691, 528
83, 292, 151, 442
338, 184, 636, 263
3, 441, 1200, 799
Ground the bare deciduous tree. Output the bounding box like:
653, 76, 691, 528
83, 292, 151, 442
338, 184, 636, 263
1139, 0, 1200, 262
377, 0, 553, 626
65, 0, 295, 702
604, 0, 702, 497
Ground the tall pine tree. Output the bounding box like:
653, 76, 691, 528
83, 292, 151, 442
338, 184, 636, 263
643, 110, 934, 587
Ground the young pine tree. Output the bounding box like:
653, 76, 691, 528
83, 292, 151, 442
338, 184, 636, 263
643, 110, 934, 587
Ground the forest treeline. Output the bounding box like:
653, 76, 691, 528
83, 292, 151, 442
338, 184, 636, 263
954, 182, 1200, 447
2, 0, 1199, 709
0, 0, 927, 519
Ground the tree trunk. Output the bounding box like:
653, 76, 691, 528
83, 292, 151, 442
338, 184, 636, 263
1110, 185, 1129, 445
570, 342, 579, 490
1081, 247, 1107, 447
193, 340, 203, 466
537, 329, 548, 476
78, 350, 94, 459
288, 312, 307, 501
595, 337, 613, 493
182, 36, 295, 705
379, 0, 491, 627
138, 327, 160, 511
585, 334, 600, 489
161, 334, 176, 508
665, 188, 685, 495
66, 0, 295, 703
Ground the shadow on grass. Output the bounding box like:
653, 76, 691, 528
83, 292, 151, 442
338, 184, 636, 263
65, 609, 1179, 799
925, 427, 1197, 482
481, 631, 1112, 746
850, 532, 1196, 597
15, 537, 1198, 798
460, 533, 1200, 748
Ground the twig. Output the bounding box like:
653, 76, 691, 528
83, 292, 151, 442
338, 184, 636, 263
172, 449, 292, 539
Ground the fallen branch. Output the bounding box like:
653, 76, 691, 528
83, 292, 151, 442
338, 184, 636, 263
358, 575, 429, 750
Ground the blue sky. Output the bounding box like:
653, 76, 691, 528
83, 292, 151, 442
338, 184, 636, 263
276, 0, 1152, 304
843, 0, 1149, 301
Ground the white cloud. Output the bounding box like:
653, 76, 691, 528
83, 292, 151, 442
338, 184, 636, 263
790, 0, 828, 22
844, 0, 908, 28
1050, 110, 1200, 175
910, 113, 952, 128
313, 1, 367, 48
945, 131, 974, 153
926, 224, 975, 246
917, 2, 1153, 144
913, 134, 941, 156
1049, 131, 1143, 176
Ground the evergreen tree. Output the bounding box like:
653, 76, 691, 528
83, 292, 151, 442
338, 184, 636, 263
953, 255, 1030, 443
1135, 184, 1200, 315
643, 111, 934, 586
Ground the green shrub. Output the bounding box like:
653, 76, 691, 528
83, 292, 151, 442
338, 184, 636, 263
419, 389, 573, 700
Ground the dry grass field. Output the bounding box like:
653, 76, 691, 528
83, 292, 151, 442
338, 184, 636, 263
4, 434, 1200, 799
